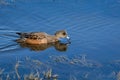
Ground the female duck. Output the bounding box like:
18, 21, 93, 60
16, 30, 70, 45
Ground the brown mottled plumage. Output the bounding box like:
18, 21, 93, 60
16, 30, 69, 45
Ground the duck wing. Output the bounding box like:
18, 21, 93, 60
16, 32, 48, 39
29, 32, 48, 39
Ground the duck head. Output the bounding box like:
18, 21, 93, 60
55, 30, 70, 43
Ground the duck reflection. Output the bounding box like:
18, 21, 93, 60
17, 41, 68, 52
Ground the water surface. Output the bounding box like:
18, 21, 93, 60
0, 0, 120, 80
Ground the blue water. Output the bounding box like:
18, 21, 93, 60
0, 0, 120, 80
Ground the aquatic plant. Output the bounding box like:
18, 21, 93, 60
15, 61, 21, 80
24, 72, 42, 80
49, 55, 69, 63
7, 57, 58, 80
0, 68, 4, 75
117, 71, 120, 80
0, 0, 9, 5
43, 69, 52, 79
43, 68, 58, 80
49, 54, 102, 68
0, 0, 15, 6
69, 75, 77, 80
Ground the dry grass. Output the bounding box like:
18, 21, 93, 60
50, 54, 102, 68
15, 61, 21, 80
0, 56, 59, 80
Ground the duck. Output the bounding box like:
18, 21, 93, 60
16, 30, 70, 45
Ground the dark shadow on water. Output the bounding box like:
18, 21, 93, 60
0, 39, 69, 53
17, 41, 69, 52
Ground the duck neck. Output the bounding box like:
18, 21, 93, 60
54, 35, 60, 40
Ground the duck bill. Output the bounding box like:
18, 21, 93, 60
66, 36, 70, 40
66, 36, 71, 43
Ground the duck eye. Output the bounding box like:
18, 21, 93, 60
62, 32, 66, 35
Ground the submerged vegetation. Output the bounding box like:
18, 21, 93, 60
49, 54, 102, 68
0, 54, 119, 80
0, 57, 59, 80
0, 0, 15, 6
